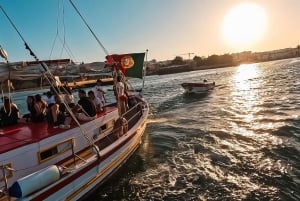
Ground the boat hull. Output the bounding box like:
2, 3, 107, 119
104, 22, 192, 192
181, 82, 215, 94
0, 102, 149, 201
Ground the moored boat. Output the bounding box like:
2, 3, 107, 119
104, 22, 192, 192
0, 2, 149, 201
181, 80, 215, 94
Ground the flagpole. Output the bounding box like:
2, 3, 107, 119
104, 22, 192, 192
142, 49, 148, 90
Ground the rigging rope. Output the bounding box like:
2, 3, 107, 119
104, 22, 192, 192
50, 0, 77, 61
68, 0, 110, 56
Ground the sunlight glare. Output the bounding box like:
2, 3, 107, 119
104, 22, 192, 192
222, 3, 267, 47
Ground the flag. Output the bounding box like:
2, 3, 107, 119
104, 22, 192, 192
106, 53, 145, 79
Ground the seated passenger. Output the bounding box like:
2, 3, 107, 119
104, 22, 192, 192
45, 91, 55, 108
88, 90, 103, 113
64, 86, 75, 108
33, 94, 47, 122
92, 79, 106, 105
0, 96, 19, 127
47, 95, 66, 127
22, 95, 44, 123
73, 89, 97, 121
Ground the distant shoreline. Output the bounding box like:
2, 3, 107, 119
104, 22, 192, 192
147, 56, 300, 76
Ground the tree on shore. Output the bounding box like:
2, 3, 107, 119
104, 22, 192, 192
171, 56, 185, 65
193, 56, 203, 66
192, 54, 233, 66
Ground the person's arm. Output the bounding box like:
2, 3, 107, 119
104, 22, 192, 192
34, 103, 41, 115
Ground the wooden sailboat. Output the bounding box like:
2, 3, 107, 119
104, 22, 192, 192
0, 2, 149, 200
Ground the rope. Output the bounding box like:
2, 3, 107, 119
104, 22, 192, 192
50, 1, 77, 61
0, 6, 38, 61
68, 0, 110, 56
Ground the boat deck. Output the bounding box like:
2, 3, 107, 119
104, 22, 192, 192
0, 106, 117, 154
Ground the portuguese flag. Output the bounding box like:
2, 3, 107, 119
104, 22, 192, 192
106, 53, 145, 79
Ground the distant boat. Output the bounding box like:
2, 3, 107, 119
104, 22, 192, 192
181, 80, 215, 93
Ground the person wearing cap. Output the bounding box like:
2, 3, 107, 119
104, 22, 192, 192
92, 79, 107, 105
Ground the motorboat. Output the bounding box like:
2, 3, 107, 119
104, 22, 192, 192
181, 80, 215, 94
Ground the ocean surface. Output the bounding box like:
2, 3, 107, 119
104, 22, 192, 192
9, 58, 300, 200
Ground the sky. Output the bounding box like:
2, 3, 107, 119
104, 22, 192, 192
0, 0, 300, 63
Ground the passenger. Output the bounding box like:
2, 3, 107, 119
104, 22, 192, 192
45, 91, 55, 108
22, 96, 43, 122
47, 95, 71, 129
73, 89, 97, 121
115, 75, 128, 115
0, 96, 19, 127
64, 86, 75, 108
92, 79, 106, 105
88, 90, 103, 113
34, 94, 47, 122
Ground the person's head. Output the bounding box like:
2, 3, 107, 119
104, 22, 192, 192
2, 96, 8, 103
88, 90, 95, 99
96, 79, 102, 85
54, 95, 62, 103
35, 94, 42, 102
27, 96, 34, 104
3, 97, 11, 108
78, 89, 86, 98
46, 91, 52, 98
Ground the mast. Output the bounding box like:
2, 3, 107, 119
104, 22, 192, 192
142, 49, 148, 90
68, 0, 122, 117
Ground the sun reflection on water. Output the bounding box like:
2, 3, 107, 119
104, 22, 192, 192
229, 64, 264, 135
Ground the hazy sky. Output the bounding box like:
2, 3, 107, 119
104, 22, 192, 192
0, 0, 299, 63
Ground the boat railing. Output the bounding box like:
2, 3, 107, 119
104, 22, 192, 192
103, 102, 144, 138
122, 101, 145, 129
94, 101, 146, 150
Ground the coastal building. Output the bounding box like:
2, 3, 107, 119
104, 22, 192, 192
254, 47, 299, 61
231, 51, 253, 63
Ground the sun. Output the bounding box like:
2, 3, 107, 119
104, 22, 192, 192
222, 3, 267, 48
